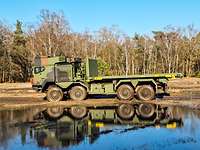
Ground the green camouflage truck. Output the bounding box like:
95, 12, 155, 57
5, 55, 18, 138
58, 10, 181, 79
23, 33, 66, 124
32, 56, 182, 102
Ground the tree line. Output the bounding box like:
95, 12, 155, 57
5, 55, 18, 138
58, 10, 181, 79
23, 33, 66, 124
0, 9, 200, 82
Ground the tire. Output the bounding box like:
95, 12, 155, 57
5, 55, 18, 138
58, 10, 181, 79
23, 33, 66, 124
137, 103, 155, 119
117, 84, 134, 100
117, 104, 134, 120
136, 85, 155, 101
46, 86, 63, 102
70, 106, 87, 119
69, 86, 87, 100
46, 107, 64, 119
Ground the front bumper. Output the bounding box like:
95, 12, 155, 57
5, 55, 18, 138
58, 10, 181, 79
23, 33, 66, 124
32, 85, 42, 91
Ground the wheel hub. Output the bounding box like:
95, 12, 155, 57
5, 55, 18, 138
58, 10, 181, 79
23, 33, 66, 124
123, 106, 131, 115
51, 91, 60, 99
141, 89, 151, 98
142, 105, 151, 115
75, 108, 83, 114
122, 89, 129, 96
75, 90, 82, 97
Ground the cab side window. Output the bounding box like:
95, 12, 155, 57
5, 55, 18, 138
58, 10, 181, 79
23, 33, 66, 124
34, 66, 45, 74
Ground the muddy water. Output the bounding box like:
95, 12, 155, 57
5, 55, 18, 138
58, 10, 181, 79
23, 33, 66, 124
0, 104, 200, 150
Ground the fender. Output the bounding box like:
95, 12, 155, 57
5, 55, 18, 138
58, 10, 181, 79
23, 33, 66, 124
115, 80, 138, 90
41, 79, 54, 92
115, 79, 157, 90
136, 79, 157, 91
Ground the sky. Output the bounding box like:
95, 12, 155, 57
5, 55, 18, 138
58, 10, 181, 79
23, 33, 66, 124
0, 0, 200, 35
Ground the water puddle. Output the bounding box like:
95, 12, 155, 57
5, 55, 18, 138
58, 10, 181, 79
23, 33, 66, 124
0, 103, 200, 150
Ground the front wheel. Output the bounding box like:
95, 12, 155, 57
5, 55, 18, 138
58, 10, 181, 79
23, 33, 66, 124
136, 85, 155, 101
69, 86, 87, 100
46, 86, 63, 102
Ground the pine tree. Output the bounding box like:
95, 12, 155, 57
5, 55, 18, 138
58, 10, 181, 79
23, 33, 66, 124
10, 20, 30, 82
13, 20, 26, 50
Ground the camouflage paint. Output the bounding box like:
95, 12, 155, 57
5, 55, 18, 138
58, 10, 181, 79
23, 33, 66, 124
32, 56, 183, 95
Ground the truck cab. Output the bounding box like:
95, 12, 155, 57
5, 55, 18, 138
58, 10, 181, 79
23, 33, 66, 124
32, 56, 100, 101
32, 56, 84, 91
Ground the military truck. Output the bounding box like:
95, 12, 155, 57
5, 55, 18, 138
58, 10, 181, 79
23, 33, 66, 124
32, 56, 182, 102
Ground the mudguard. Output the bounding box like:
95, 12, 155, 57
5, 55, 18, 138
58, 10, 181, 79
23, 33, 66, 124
115, 79, 157, 90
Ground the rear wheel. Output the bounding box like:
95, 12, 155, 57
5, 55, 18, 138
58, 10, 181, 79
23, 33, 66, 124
136, 85, 155, 101
117, 84, 134, 100
46, 107, 64, 119
47, 86, 63, 102
117, 104, 134, 120
137, 103, 155, 119
69, 86, 87, 100
70, 106, 87, 119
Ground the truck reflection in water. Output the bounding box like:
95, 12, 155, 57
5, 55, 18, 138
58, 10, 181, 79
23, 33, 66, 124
24, 103, 183, 148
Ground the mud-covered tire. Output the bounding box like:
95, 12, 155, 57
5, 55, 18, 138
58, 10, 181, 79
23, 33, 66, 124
136, 85, 155, 101
46, 86, 63, 102
137, 103, 155, 118
117, 84, 134, 100
46, 107, 64, 118
117, 104, 134, 120
69, 86, 87, 100
70, 106, 87, 119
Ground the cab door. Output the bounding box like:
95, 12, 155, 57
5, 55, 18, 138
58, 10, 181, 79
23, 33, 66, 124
55, 63, 73, 83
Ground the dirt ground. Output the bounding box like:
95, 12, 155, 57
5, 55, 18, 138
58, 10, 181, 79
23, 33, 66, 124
1, 77, 200, 110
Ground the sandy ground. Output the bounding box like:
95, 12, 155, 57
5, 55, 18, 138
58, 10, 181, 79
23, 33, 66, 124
1, 77, 200, 110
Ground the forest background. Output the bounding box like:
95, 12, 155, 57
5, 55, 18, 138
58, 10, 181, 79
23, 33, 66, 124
1, 10, 200, 82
